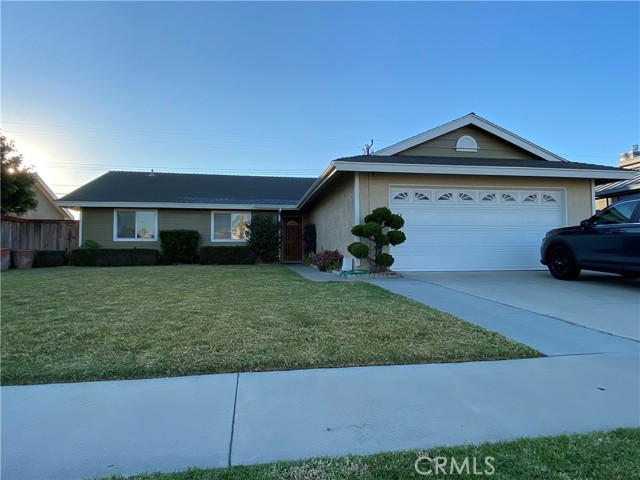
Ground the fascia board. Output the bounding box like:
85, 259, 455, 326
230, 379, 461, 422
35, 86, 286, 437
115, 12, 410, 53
55, 201, 297, 210
295, 165, 338, 208
333, 161, 635, 181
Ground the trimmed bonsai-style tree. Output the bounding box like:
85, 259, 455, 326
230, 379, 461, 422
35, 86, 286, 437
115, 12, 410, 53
347, 207, 406, 272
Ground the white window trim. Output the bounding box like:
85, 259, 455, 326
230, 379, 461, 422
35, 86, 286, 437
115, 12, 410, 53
210, 211, 251, 242
113, 209, 158, 242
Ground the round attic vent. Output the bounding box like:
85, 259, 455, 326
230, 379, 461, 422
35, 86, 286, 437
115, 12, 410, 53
456, 135, 478, 152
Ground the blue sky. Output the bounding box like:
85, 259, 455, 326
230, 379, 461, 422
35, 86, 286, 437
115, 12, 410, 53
2, 1, 639, 197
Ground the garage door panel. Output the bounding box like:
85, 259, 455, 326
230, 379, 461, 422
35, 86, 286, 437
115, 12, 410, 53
390, 187, 563, 271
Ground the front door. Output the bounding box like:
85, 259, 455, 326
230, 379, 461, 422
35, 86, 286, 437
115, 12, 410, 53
282, 217, 303, 262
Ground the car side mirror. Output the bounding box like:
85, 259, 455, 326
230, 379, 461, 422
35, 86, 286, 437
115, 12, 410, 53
580, 219, 592, 230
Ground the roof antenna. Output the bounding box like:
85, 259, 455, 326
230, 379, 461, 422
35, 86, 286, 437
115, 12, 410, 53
363, 139, 374, 155
148, 169, 155, 177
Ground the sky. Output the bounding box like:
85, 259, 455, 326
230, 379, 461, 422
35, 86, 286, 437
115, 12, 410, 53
1, 1, 639, 199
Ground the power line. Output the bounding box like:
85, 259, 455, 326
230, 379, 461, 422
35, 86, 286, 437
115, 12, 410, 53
3, 125, 619, 161
1, 121, 383, 142
2, 130, 365, 149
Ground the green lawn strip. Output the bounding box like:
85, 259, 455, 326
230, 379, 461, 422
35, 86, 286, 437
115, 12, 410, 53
1, 265, 539, 386
96, 428, 640, 480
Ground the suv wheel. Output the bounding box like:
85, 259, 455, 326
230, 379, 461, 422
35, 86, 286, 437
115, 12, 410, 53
546, 245, 581, 280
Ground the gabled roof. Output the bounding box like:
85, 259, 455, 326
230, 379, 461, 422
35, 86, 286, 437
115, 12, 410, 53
57, 171, 316, 209
34, 174, 75, 220
295, 155, 634, 209
374, 113, 568, 162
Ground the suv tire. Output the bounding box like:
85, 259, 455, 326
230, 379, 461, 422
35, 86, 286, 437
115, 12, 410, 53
546, 245, 581, 280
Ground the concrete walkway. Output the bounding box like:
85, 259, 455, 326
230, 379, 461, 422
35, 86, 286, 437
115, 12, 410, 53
2, 267, 639, 479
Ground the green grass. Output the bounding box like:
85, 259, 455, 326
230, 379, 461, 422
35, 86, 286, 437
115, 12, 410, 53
97, 428, 640, 479
1, 265, 539, 385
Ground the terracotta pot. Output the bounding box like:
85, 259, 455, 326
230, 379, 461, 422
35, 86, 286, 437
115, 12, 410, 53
1, 248, 11, 271
11, 250, 36, 269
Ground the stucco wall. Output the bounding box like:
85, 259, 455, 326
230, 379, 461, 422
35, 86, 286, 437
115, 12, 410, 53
398, 125, 545, 160
307, 174, 354, 253
359, 173, 593, 226
20, 188, 68, 220
81, 208, 277, 250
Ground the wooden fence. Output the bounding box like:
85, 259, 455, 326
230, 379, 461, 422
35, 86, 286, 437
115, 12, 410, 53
1, 216, 79, 251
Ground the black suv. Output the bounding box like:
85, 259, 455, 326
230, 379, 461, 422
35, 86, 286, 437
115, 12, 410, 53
540, 198, 640, 280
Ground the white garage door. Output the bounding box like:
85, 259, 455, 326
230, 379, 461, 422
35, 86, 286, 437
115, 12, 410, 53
389, 186, 564, 271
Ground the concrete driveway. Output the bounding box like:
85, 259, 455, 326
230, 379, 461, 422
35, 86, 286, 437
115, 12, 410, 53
401, 270, 640, 341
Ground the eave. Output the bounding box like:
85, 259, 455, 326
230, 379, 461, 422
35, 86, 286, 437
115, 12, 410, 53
331, 161, 634, 183
55, 201, 298, 210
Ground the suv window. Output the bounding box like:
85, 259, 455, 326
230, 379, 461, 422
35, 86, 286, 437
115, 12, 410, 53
593, 201, 638, 225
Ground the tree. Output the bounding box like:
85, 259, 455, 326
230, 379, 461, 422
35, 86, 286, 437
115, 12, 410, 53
1, 135, 37, 216
347, 207, 406, 272
246, 213, 281, 263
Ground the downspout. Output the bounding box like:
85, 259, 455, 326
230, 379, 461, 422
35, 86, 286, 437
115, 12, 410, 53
278, 208, 282, 262
78, 208, 83, 247
353, 172, 360, 268
590, 179, 596, 215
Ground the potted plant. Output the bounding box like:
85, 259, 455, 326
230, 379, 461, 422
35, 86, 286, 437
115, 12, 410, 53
1, 248, 11, 270
11, 249, 36, 269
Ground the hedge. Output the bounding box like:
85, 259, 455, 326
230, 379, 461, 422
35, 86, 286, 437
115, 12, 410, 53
33, 250, 68, 268
199, 246, 256, 265
71, 248, 159, 267
159, 229, 200, 263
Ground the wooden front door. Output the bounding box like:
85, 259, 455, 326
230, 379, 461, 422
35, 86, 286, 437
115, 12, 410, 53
282, 217, 303, 262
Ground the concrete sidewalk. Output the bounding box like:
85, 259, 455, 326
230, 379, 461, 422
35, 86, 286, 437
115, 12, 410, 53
2, 353, 639, 479
2, 267, 639, 479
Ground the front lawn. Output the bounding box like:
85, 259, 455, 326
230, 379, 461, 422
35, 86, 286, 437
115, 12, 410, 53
98, 428, 640, 479
1, 265, 539, 385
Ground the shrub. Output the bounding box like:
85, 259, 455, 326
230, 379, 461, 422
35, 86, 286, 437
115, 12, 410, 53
71, 248, 158, 267
246, 214, 281, 263
33, 250, 68, 268
199, 246, 256, 265
302, 224, 317, 256
314, 249, 343, 272
159, 230, 200, 263
302, 252, 316, 266
80, 240, 100, 249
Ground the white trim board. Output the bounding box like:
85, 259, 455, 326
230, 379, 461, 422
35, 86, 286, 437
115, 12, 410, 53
332, 161, 634, 181
58, 201, 296, 210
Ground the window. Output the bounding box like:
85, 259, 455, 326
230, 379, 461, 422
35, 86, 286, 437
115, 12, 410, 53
593, 201, 637, 225
391, 191, 409, 201
211, 212, 251, 241
114, 210, 157, 241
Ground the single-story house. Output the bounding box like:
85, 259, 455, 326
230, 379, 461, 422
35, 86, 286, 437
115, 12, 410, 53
57, 113, 634, 271
20, 174, 75, 221
595, 145, 640, 210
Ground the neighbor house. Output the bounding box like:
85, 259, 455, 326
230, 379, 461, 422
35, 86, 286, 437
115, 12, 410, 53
595, 145, 640, 210
57, 113, 633, 271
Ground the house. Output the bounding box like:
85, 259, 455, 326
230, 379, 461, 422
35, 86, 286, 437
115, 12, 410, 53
19, 174, 75, 221
57, 113, 633, 271
595, 145, 640, 210
2, 175, 78, 252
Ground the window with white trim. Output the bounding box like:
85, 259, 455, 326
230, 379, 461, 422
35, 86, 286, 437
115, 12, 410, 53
211, 212, 251, 241
114, 210, 158, 241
